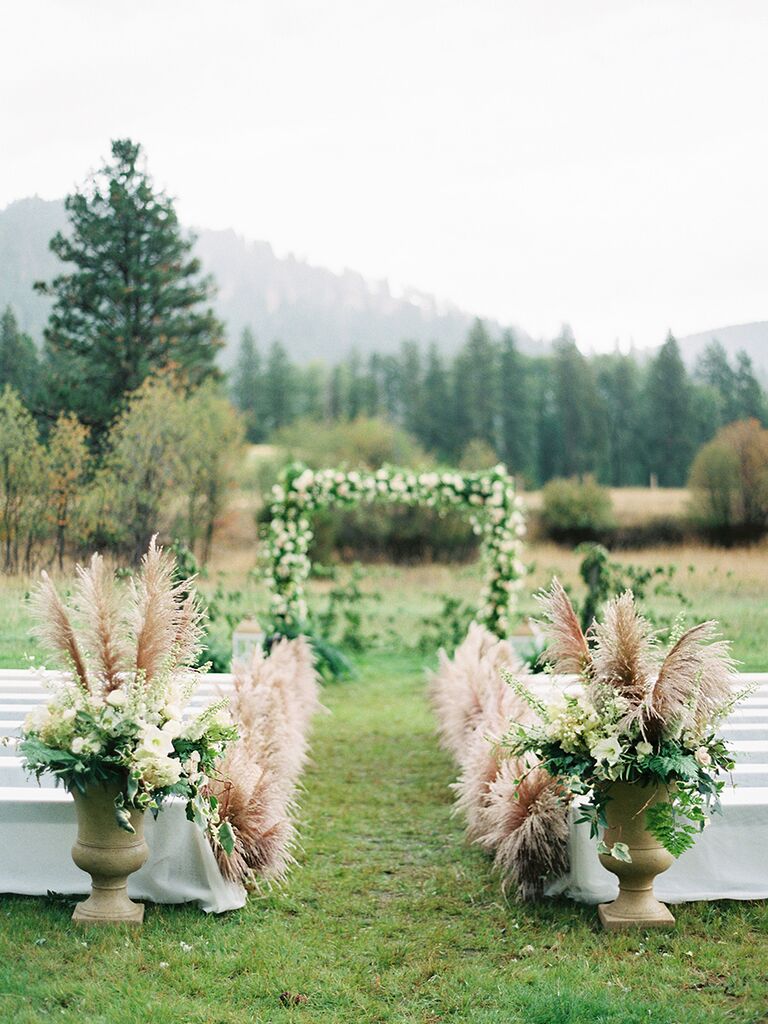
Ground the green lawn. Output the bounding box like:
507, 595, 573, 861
2, 650, 767, 1023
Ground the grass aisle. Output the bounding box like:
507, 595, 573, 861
1, 651, 767, 1023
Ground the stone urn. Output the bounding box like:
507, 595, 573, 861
70, 782, 149, 925
597, 782, 675, 931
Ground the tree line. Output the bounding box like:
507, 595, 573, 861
231, 322, 766, 487
2, 132, 766, 577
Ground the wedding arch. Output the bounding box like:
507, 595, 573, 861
264, 463, 527, 637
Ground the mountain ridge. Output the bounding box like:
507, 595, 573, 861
0, 196, 538, 365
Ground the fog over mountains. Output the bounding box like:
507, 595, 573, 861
1, 196, 765, 374
0, 197, 536, 365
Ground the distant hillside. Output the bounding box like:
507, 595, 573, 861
678, 322, 768, 381
0, 197, 537, 365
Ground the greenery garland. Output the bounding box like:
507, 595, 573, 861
265, 462, 526, 637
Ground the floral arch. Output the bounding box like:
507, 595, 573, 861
265, 463, 527, 638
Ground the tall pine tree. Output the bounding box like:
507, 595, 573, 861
498, 330, 534, 479
643, 333, 694, 486
231, 326, 264, 441
36, 139, 223, 437
0, 306, 40, 410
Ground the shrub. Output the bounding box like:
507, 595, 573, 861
459, 438, 498, 470
539, 475, 614, 544
271, 415, 429, 470
688, 419, 768, 542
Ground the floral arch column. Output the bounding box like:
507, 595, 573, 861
264, 463, 527, 638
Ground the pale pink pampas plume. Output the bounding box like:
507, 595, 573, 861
74, 553, 128, 692
130, 536, 204, 682
534, 577, 591, 675
209, 636, 322, 887
207, 748, 295, 883
433, 623, 570, 900
479, 764, 570, 901
590, 590, 657, 710
639, 620, 736, 742
33, 571, 90, 692
32, 538, 205, 698
429, 622, 522, 764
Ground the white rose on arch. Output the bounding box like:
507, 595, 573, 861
267, 465, 526, 636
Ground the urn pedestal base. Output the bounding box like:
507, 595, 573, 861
598, 894, 675, 932
597, 782, 676, 932
71, 783, 149, 926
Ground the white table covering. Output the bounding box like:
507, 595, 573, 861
0, 673, 246, 914
547, 786, 768, 904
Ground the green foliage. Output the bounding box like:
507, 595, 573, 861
539, 475, 614, 542
576, 542, 691, 633
272, 414, 430, 470
315, 565, 381, 653
36, 138, 223, 439
0, 306, 40, 409
417, 594, 475, 653
688, 418, 768, 538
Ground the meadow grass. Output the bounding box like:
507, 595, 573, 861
1, 544, 767, 1022
1, 652, 767, 1023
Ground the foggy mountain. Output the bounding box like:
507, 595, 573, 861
677, 323, 768, 381
0, 197, 537, 364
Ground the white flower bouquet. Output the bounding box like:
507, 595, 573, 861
501, 580, 748, 860
19, 539, 237, 851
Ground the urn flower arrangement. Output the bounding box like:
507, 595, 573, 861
19, 539, 237, 924
501, 579, 746, 930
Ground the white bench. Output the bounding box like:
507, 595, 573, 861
0, 672, 245, 914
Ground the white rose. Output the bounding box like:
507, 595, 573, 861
591, 736, 623, 766
71, 736, 86, 755
106, 689, 127, 707
62, 707, 77, 722
694, 747, 712, 767
162, 718, 183, 739
136, 725, 174, 759
636, 741, 653, 757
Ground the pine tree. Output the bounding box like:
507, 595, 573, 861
733, 351, 766, 423
36, 139, 223, 438
417, 343, 453, 458
643, 333, 694, 486
696, 340, 737, 426
596, 351, 643, 485
0, 306, 41, 409
232, 327, 264, 441
398, 341, 423, 436
498, 330, 534, 479
452, 319, 499, 455
551, 331, 606, 478
262, 341, 296, 433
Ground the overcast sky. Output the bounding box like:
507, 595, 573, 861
2, 0, 766, 351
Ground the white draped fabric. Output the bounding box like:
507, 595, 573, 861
0, 672, 246, 914
546, 676, 768, 903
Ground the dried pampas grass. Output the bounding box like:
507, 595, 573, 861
534, 577, 591, 675
429, 622, 522, 763
537, 579, 738, 743
32, 536, 205, 697
208, 636, 322, 887
432, 624, 570, 900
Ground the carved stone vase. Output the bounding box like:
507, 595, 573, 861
70, 782, 149, 925
597, 782, 676, 931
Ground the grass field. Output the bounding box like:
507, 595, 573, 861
2, 652, 768, 1024
1, 540, 767, 1022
